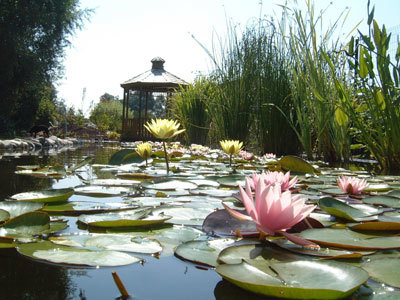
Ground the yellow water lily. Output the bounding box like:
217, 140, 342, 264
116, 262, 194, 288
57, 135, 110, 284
136, 142, 152, 167
144, 119, 185, 140
220, 140, 243, 166
144, 119, 185, 174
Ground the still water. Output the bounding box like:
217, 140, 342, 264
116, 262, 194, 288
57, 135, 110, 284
0, 145, 270, 300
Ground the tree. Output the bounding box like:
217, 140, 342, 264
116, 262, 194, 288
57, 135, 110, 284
90, 96, 130, 133
0, 0, 91, 136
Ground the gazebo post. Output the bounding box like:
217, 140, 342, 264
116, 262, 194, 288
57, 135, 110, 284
145, 91, 149, 136
138, 91, 142, 137
122, 89, 126, 132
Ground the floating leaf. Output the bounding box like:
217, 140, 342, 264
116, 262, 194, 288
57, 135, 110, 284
42, 201, 138, 215
85, 178, 140, 187
74, 185, 132, 197
202, 209, 257, 236
78, 209, 171, 228
0, 209, 10, 222
175, 238, 237, 267
109, 149, 134, 165
0, 211, 50, 237
0, 201, 43, 218
319, 197, 376, 222
216, 260, 368, 299
152, 206, 212, 226
9, 188, 74, 203
363, 195, 400, 208
299, 228, 400, 250
349, 221, 400, 231
216, 175, 245, 187
279, 156, 318, 174
141, 179, 197, 190
362, 257, 400, 288
18, 241, 141, 267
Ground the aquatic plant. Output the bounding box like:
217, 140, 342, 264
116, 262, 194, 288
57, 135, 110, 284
144, 119, 185, 174
337, 176, 369, 195
136, 142, 152, 166
219, 140, 243, 166
249, 171, 298, 191
223, 176, 318, 247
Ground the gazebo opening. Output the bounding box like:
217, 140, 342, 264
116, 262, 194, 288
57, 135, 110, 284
120, 57, 188, 141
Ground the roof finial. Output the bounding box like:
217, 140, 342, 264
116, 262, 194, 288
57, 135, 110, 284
151, 57, 165, 70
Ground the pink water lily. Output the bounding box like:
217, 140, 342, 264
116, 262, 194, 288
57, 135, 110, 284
223, 177, 318, 248
250, 171, 297, 191
337, 176, 369, 195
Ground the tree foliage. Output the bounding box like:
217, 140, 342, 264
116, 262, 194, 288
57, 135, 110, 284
0, 0, 90, 136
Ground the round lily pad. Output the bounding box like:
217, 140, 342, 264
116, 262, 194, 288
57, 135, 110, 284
17, 241, 141, 267
216, 260, 368, 299
141, 179, 197, 190
9, 188, 74, 203
175, 238, 237, 267
0, 201, 44, 218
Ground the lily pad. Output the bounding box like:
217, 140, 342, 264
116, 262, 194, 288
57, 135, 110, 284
202, 209, 258, 236
0, 211, 50, 237
318, 197, 376, 222
349, 221, 400, 231
0, 209, 10, 222
279, 155, 318, 174
50, 234, 163, 254
17, 241, 141, 267
151, 206, 213, 226
42, 201, 138, 215
216, 175, 246, 187
216, 260, 368, 299
363, 195, 400, 208
0, 201, 44, 218
175, 238, 237, 267
109, 149, 134, 165
299, 228, 400, 250
74, 185, 132, 197
85, 178, 140, 187
362, 257, 400, 288
141, 179, 197, 190
9, 188, 74, 203
78, 209, 171, 228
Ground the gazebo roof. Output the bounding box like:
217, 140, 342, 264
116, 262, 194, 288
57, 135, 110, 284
120, 57, 189, 92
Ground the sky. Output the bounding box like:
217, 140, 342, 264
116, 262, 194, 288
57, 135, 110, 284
57, 0, 400, 114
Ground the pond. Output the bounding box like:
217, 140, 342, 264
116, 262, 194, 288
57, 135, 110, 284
1, 144, 400, 300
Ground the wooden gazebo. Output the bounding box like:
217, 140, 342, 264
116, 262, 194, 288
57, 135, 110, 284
120, 57, 188, 140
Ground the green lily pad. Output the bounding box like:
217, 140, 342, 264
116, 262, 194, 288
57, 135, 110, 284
141, 179, 197, 190
362, 257, 400, 288
0, 209, 10, 222
74, 185, 132, 197
188, 179, 220, 187
17, 240, 141, 267
151, 206, 213, 226
0, 211, 50, 237
279, 155, 318, 174
365, 184, 392, 193
349, 221, 400, 231
42, 201, 138, 215
216, 260, 368, 299
363, 195, 400, 208
85, 178, 140, 187
0, 201, 44, 218
318, 197, 377, 222
109, 149, 134, 165
50, 234, 163, 254
78, 209, 171, 228
216, 175, 246, 187
299, 228, 400, 250
175, 238, 236, 267
9, 188, 74, 203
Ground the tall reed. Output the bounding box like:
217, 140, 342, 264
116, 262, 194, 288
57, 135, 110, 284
279, 1, 352, 162
324, 4, 400, 172
172, 78, 213, 145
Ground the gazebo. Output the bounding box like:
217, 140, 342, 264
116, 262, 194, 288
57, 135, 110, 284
120, 57, 188, 140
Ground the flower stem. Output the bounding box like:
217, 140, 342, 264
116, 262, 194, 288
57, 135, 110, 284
163, 140, 169, 174
229, 154, 232, 167
145, 157, 148, 167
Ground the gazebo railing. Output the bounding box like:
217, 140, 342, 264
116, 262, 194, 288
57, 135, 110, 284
123, 118, 152, 140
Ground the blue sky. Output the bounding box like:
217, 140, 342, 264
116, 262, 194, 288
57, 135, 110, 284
57, 0, 400, 113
